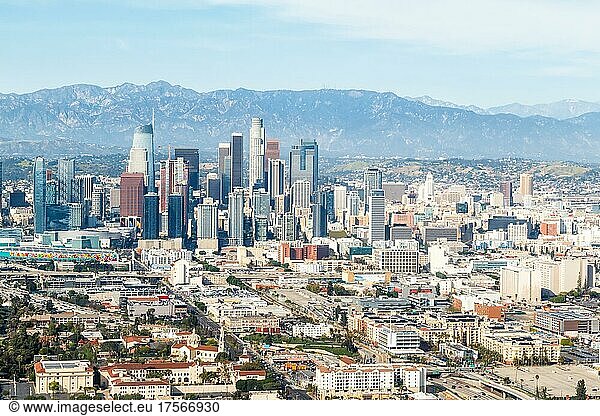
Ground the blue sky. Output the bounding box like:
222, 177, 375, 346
2, 0, 600, 107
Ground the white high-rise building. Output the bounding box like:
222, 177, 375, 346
500, 266, 541, 304
249, 117, 266, 190
424, 172, 434, 203
128, 147, 148, 178
291, 180, 311, 210
130, 124, 156, 191
228, 188, 245, 246
333, 185, 347, 221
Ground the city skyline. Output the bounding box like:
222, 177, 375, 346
3, 0, 600, 405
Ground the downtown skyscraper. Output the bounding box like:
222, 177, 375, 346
57, 158, 75, 205
218, 142, 231, 205
248, 117, 266, 190
230, 133, 243, 190
129, 124, 156, 192
369, 189, 386, 244
33, 157, 46, 234
364, 168, 383, 212
289, 138, 318, 197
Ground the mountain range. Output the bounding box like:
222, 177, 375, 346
2, 81, 600, 160
406, 95, 600, 120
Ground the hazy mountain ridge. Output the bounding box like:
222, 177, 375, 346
1, 81, 600, 160
407, 95, 600, 120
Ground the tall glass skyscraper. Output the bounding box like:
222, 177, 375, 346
230, 133, 243, 190
289, 139, 318, 198
33, 157, 47, 234
131, 124, 156, 192
143, 193, 160, 240
168, 194, 184, 239
174, 148, 200, 191
218, 143, 231, 206
57, 158, 75, 205
252, 188, 270, 242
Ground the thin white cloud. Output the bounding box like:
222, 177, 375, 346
158, 0, 600, 55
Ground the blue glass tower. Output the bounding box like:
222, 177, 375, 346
33, 157, 46, 234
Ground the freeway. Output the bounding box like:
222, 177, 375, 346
463, 372, 534, 400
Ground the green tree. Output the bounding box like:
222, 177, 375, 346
575, 379, 587, 400
49, 381, 60, 397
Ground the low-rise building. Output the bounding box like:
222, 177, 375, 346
34, 360, 94, 395
291, 323, 333, 339
534, 309, 599, 337
480, 328, 560, 365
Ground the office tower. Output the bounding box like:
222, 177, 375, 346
228, 187, 245, 246
143, 193, 160, 240
168, 194, 184, 239
369, 189, 386, 244
268, 159, 285, 202
317, 186, 335, 223
291, 180, 311, 210
281, 212, 297, 241
249, 118, 266, 190
159, 157, 190, 238
333, 185, 347, 221
206, 173, 221, 200
119, 173, 145, 218
230, 133, 243, 189
363, 168, 383, 211
159, 157, 189, 212
218, 143, 231, 204
312, 192, 328, 238
45, 204, 70, 231
289, 139, 318, 196
91, 186, 105, 220
520, 173, 533, 196
45, 178, 58, 205
424, 172, 434, 203
57, 158, 74, 205
130, 124, 156, 191
265, 139, 280, 163
109, 188, 120, 214
76, 174, 96, 202
252, 188, 270, 241
500, 181, 513, 207
174, 148, 200, 191
347, 191, 361, 216
33, 157, 47, 234
0, 160, 3, 206
128, 147, 148, 179
68, 203, 84, 230
196, 201, 218, 240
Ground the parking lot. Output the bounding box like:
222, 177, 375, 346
494, 364, 600, 398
